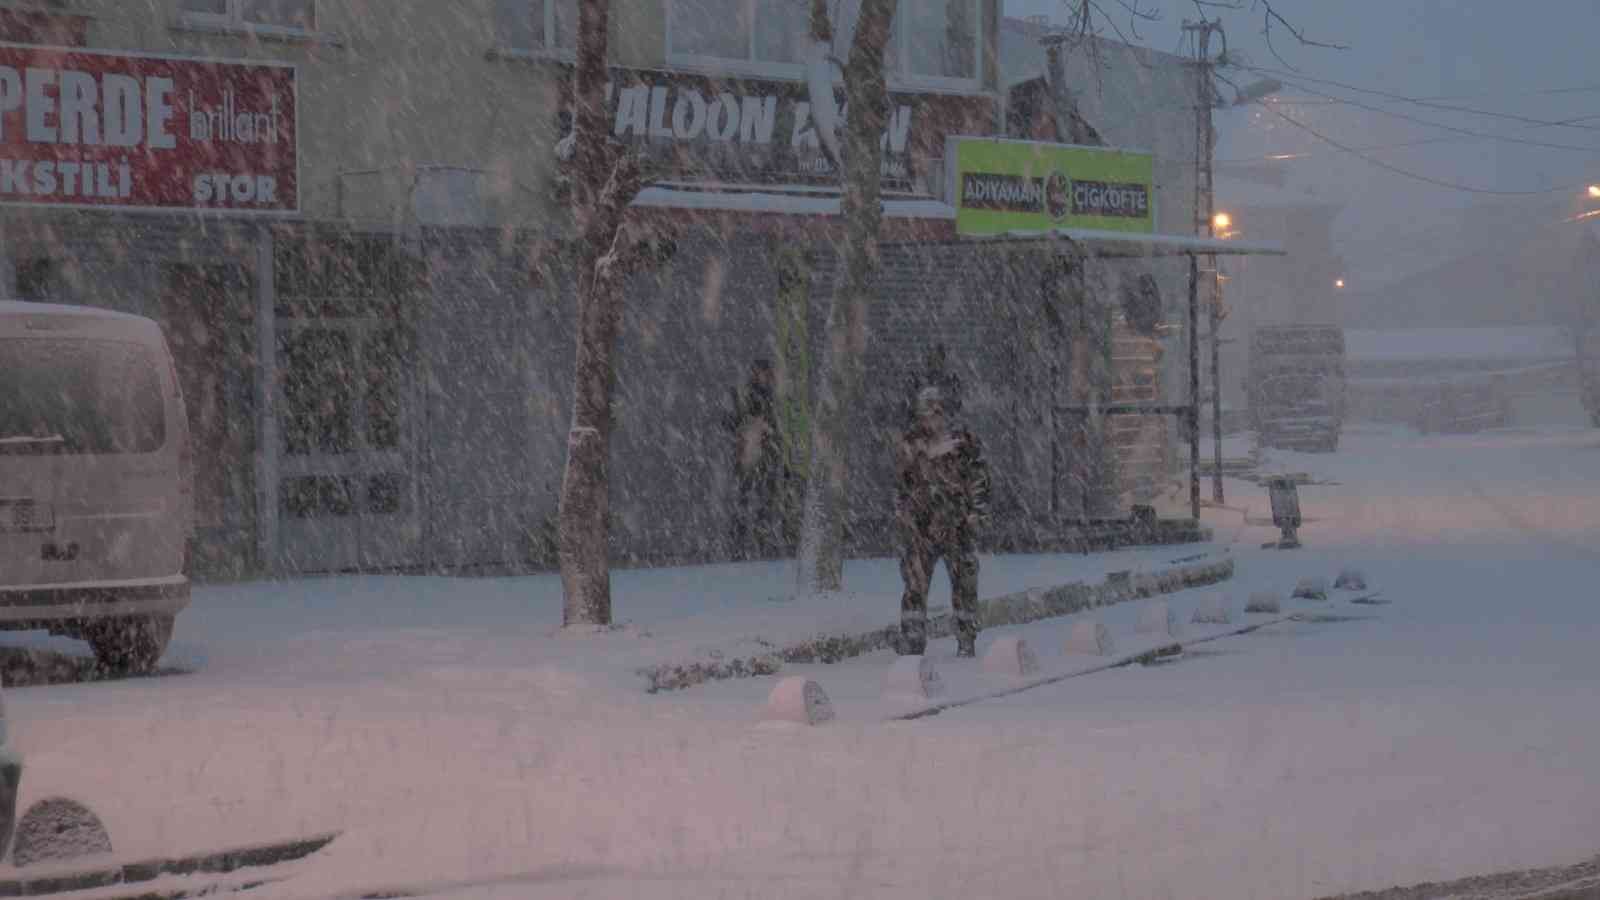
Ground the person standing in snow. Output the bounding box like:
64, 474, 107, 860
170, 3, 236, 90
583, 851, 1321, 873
729, 359, 784, 560
895, 384, 991, 657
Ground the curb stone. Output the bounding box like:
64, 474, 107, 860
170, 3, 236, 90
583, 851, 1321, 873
639, 557, 1235, 692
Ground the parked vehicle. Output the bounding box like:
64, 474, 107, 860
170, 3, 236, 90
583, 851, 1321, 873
0, 677, 18, 860
1574, 226, 1600, 427
1248, 324, 1346, 452
1411, 377, 1512, 434
1578, 307, 1600, 428
0, 302, 193, 673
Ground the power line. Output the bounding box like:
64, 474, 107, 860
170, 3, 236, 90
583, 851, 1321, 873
1216, 114, 1600, 164
1261, 104, 1589, 196
1252, 77, 1600, 107
1257, 76, 1600, 155
1241, 64, 1600, 132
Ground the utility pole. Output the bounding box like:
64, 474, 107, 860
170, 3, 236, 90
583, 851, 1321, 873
1184, 18, 1225, 506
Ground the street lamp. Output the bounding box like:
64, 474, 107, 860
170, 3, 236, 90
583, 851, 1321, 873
1231, 78, 1284, 108
1335, 278, 1346, 289
1205, 212, 1234, 507
1588, 184, 1600, 199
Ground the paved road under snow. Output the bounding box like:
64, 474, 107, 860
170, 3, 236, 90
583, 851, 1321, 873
2, 423, 1598, 900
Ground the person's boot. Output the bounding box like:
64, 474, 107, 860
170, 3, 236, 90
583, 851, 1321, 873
956, 637, 976, 658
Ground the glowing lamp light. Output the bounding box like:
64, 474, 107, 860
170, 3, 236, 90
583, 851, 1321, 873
1212, 212, 1233, 230
1588, 185, 1600, 199
1335, 278, 1346, 289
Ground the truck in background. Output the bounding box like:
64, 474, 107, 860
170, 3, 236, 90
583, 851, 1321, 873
1579, 331, 1600, 427
1571, 225, 1600, 427
1248, 324, 1347, 452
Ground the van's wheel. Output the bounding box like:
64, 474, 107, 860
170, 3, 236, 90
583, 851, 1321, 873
85, 616, 174, 675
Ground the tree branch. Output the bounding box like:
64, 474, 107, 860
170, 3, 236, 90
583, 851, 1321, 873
1254, 0, 1347, 70
805, 0, 846, 171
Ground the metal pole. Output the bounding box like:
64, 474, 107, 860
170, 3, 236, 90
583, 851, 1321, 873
1188, 252, 1201, 522
1211, 268, 1225, 503
1186, 18, 1224, 506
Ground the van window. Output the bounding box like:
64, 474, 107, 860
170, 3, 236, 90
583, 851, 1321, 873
0, 337, 166, 455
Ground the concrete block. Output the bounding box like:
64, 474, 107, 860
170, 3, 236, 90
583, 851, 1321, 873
1245, 591, 1283, 614
1065, 619, 1115, 656
1293, 577, 1330, 601
765, 676, 834, 725
1334, 568, 1369, 591
884, 655, 943, 701
1136, 600, 1181, 637
1192, 592, 1235, 625
982, 636, 1039, 678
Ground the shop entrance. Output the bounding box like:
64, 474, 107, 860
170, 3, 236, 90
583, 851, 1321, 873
271, 234, 421, 573
158, 263, 256, 576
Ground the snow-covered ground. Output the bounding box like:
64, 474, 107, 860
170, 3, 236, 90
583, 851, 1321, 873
4, 423, 1600, 899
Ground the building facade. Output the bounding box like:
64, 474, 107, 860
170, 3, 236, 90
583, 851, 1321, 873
2, 2, 1204, 579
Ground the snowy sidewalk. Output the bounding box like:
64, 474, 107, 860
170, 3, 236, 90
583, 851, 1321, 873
166, 541, 1231, 695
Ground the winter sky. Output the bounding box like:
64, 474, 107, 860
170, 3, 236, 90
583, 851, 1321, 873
1000, 0, 1600, 287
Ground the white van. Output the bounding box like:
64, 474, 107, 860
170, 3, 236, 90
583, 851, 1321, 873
1, 301, 193, 673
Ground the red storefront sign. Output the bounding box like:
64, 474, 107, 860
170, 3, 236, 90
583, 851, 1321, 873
0, 44, 296, 212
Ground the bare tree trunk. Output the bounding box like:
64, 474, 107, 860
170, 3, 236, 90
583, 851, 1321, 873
558, 0, 641, 628
795, 0, 898, 594
559, 267, 618, 628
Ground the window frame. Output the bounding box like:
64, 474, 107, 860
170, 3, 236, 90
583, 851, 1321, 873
663, 0, 985, 93
495, 0, 577, 60
888, 0, 985, 92
177, 0, 317, 38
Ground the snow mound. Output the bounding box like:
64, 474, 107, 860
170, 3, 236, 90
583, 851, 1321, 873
884, 655, 943, 701
1065, 619, 1115, 655
1245, 591, 1284, 614
1293, 577, 1330, 601
765, 676, 834, 725
1192, 592, 1236, 625
1136, 600, 1181, 637
981, 636, 1040, 678
1334, 568, 1369, 591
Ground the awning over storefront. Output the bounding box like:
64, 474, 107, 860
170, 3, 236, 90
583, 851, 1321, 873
631, 186, 957, 220
953, 227, 1286, 258
632, 188, 1288, 257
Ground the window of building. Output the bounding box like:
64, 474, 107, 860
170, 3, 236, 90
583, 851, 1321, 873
179, 0, 316, 34
494, 0, 578, 55
667, 0, 980, 89
0, 3, 88, 46
895, 0, 979, 85
668, 0, 808, 70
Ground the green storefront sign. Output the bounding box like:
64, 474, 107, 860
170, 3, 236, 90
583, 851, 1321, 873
949, 138, 1155, 236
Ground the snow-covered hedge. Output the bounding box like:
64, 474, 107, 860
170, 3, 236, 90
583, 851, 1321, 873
639, 558, 1235, 692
